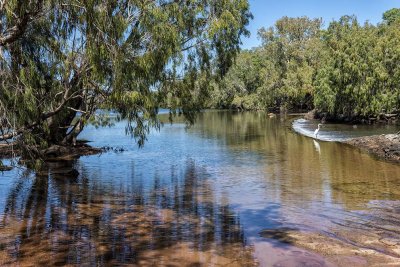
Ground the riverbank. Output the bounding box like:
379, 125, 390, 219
294, 114, 400, 163
345, 134, 400, 163
0, 142, 103, 171
305, 109, 400, 125
0, 142, 102, 160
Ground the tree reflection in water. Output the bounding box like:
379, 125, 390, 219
1, 111, 400, 266
0, 160, 256, 266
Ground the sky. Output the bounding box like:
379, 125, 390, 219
241, 0, 400, 49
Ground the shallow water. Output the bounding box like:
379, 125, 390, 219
293, 118, 400, 141
1, 111, 400, 266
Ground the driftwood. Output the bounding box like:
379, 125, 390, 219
385, 114, 398, 118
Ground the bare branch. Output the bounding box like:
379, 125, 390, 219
67, 107, 87, 113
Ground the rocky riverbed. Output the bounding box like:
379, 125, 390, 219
345, 134, 400, 163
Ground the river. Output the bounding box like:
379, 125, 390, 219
0, 111, 400, 266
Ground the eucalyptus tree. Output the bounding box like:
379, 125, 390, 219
257, 16, 323, 110
0, 0, 251, 161
210, 16, 323, 111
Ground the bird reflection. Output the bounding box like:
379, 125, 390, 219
313, 140, 321, 154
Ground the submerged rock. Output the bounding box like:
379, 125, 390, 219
43, 142, 102, 161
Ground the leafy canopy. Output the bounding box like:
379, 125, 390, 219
0, 0, 252, 161
210, 10, 400, 122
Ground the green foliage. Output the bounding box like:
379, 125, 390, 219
314, 16, 400, 119
211, 16, 322, 111
383, 8, 400, 25
212, 10, 400, 121
257, 16, 322, 110
208, 49, 264, 109
0, 0, 252, 158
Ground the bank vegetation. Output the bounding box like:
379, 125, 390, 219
208, 9, 400, 124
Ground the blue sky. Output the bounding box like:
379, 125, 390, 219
242, 0, 400, 49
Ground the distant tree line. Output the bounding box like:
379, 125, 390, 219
208, 9, 400, 122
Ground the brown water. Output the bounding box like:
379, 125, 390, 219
1, 111, 400, 266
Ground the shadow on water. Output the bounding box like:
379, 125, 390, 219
0, 160, 256, 266
259, 228, 297, 244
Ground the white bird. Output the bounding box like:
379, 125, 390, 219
314, 123, 322, 138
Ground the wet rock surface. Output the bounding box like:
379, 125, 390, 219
345, 134, 400, 163
0, 142, 102, 161
43, 143, 102, 161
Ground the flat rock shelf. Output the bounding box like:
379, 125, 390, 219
345, 134, 400, 163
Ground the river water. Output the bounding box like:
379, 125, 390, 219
1, 111, 400, 266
